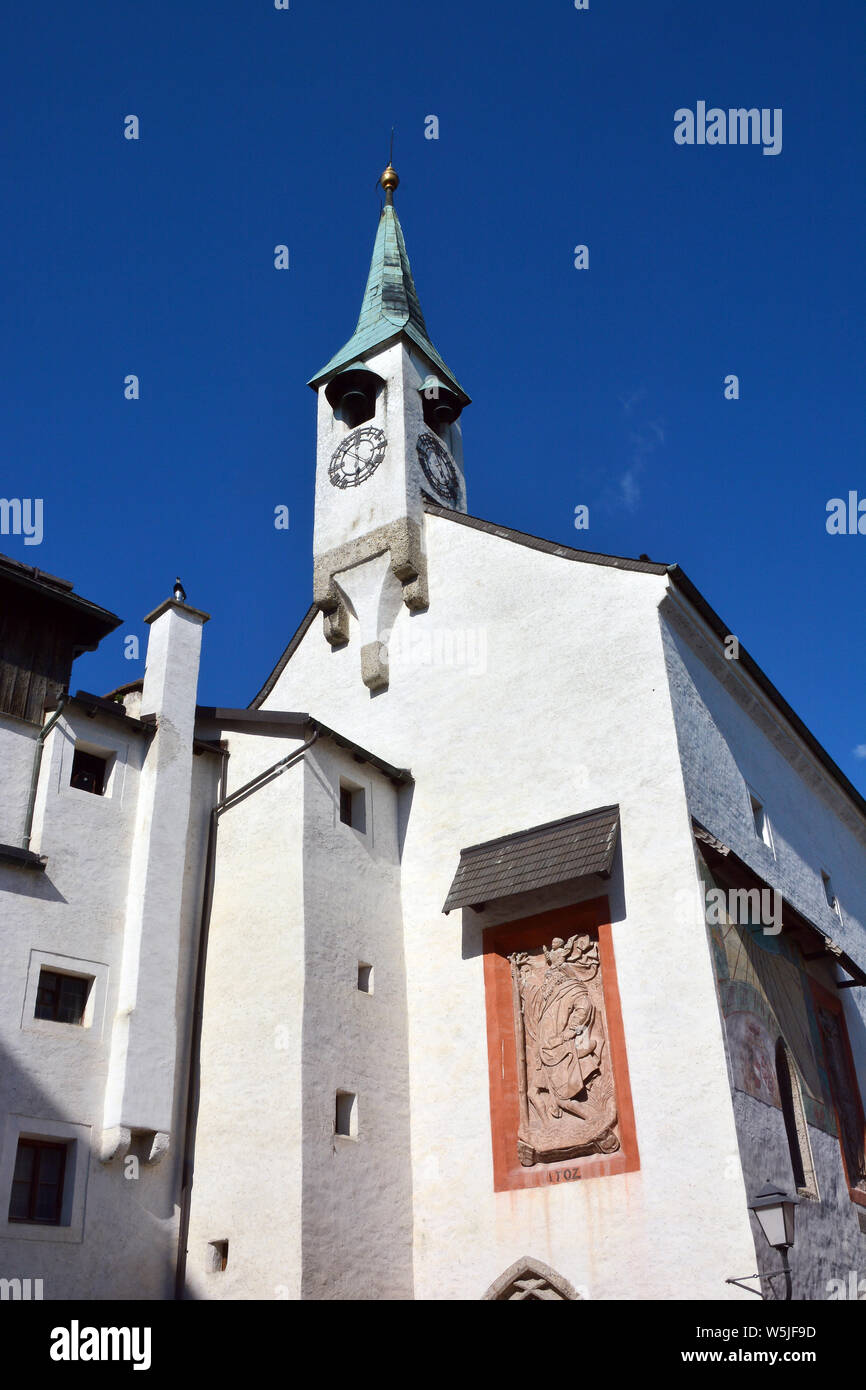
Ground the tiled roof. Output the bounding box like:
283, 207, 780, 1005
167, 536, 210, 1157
443, 805, 620, 913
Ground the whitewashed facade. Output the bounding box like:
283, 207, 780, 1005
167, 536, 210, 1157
1, 169, 864, 1301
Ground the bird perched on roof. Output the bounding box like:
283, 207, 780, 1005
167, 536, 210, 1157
174, 577, 187, 603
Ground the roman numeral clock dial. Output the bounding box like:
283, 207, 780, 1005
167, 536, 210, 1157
416, 431, 460, 505
328, 425, 387, 489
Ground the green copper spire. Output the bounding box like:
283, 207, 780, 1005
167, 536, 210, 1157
309, 166, 469, 403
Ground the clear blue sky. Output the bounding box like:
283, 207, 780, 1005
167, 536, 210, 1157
2, 1, 864, 792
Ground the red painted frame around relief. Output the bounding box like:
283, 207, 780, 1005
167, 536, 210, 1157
483, 898, 640, 1193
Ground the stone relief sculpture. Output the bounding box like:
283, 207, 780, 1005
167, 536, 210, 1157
508, 934, 620, 1166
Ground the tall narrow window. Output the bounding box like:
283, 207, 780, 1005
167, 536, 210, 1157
335, 1091, 358, 1139
821, 871, 842, 921
775, 1039, 817, 1196
8, 1139, 67, 1225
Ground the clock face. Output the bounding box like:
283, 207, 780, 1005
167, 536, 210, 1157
416, 432, 460, 504
329, 426, 387, 489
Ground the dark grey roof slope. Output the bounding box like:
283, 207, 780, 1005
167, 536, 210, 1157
422, 503, 668, 574
0, 551, 121, 633
195, 706, 412, 786
425, 505, 866, 827
249, 604, 317, 709
443, 805, 620, 914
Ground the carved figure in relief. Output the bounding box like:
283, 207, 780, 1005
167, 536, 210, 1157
509, 934, 620, 1166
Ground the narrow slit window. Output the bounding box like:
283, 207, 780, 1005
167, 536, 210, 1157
775, 1039, 818, 1197
822, 871, 841, 917
335, 1091, 358, 1138
357, 962, 373, 993
208, 1239, 229, 1272
748, 789, 773, 850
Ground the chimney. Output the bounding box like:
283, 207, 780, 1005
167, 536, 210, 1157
101, 595, 209, 1165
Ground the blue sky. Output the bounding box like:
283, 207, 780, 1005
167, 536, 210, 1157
2, 0, 864, 790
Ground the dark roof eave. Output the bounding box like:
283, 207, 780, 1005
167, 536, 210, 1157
195, 707, 413, 786
422, 508, 866, 828
0, 842, 46, 872
308, 326, 470, 405
669, 567, 866, 826
694, 819, 866, 987
0, 554, 122, 639
248, 605, 318, 709
443, 805, 620, 914
423, 503, 670, 574
44, 691, 156, 734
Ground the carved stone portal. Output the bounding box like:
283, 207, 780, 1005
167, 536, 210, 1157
508, 934, 620, 1167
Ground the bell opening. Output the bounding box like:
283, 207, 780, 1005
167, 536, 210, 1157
325, 367, 384, 431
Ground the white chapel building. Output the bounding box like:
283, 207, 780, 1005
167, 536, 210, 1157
1, 163, 865, 1302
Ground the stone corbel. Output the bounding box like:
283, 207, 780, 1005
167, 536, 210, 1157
360, 640, 389, 691
321, 600, 351, 647
145, 1131, 171, 1166
313, 518, 429, 652
100, 1126, 132, 1164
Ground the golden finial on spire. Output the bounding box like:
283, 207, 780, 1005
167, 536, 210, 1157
379, 127, 399, 204
380, 163, 399, 203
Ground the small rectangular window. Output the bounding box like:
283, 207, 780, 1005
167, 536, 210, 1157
34, 970, 92, 1025
208, 1239, 229, 1272
335, 1090, 358, 1139
748, 789, 773, 850
8, 1139, 67, 1225
750, 794, 765, 837
338, 781, 366, 833
70, 749, 108, 796
822, 871, 840, 915
357, 962, 373, 994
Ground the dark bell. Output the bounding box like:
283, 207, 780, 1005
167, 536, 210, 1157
419, 375, 463, 428
325, 367, 383, 429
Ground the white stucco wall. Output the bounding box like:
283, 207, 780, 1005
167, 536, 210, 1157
0, 706, 216, 1299
298, 744, 413, 1300
0, 715, 37, 847
184, 726, 308, 1301
258, 511, 758, 1300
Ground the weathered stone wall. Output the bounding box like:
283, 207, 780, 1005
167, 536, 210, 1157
662, 611, 866, 1298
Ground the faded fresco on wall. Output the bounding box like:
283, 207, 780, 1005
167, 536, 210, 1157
699, 858, 834, 1136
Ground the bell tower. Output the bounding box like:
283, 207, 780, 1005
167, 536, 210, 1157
308, 162, 470, 689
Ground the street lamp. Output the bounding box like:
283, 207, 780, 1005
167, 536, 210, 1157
748, 1182, 798, 1300
726, 1182, 799, 1299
